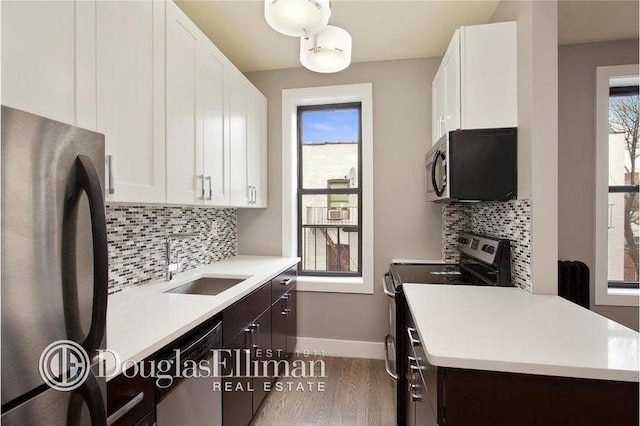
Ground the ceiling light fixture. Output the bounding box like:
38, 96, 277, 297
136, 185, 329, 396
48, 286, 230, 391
300, 25, 352, 73
264, 0, 331, 38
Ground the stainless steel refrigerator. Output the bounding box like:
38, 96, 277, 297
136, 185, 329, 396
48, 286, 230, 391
1, 106, 108, 425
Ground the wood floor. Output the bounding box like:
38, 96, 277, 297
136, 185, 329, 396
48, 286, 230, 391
250, 356, 396, 426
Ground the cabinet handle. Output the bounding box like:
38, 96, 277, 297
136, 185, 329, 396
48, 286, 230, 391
253, 186, 257, 204
205, 176, 212, 200
280, 278, 292, 286
197, 175, 205, 200
244, 325, 253, 350
106, 155, 115, 195
251, 322, 260, 349
407, 356, 422, 402
247, 185, 252, 204
106, 391, 144, 426
407, 327, 421, 347
281, 293, 290, 315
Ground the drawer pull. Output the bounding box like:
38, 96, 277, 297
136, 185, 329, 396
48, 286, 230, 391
407, 327, 421, 347
107, 391, 144, 426
280, 278, 292, 286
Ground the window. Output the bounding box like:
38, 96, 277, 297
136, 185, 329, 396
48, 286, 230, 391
281, 83, 373, 294
607, 86, 639, 290
595, 65, 639, 307
297, 103, 362, 276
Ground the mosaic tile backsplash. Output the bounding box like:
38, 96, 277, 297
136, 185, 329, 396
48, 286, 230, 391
442, 199, 532, 292
107, 205, 237, 293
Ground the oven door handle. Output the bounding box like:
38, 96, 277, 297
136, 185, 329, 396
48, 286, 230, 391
382, 272, 397, 298
384, 334, 398, 381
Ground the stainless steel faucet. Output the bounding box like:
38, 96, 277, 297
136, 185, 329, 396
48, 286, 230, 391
165, 233, 199, 281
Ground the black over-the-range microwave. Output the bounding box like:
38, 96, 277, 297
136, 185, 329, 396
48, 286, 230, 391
425, 127, 517, 202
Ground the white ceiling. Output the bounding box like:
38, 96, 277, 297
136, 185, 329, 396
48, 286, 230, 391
176, 0, 501, 72
176, 0, 640, 73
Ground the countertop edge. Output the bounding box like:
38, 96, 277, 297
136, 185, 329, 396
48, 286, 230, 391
105, 256, 300, 381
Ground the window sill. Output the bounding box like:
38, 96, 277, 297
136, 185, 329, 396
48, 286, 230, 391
296, 275, 373, 294
595, 288, 639, 307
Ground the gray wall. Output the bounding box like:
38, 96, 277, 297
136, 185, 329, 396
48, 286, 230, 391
558, 39, 639, 331
490, 0, 559, 295
238, 58, 444, 343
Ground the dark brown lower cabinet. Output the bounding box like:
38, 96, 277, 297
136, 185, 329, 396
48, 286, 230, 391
441, 368, 639, 426
222, 331, 253, 426
106, 366, 155, 426
252, 307, 272, 414
271, 290, 288, 364
222, 266, 298, 426
285, 285, 297, 357
400, 298, 639, 426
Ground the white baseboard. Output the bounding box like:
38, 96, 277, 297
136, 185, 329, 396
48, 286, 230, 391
295, 337, 385, 360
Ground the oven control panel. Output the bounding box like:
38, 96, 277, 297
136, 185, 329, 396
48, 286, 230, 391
457, 233, 502, 266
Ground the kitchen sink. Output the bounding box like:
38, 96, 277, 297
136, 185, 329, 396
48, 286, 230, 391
165, 276, 250, 296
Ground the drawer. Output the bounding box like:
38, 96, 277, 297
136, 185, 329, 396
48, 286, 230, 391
223, 280, 272, 345
271, 267, 297, 304
107, 370, 155, 426
408, 326, 439, 422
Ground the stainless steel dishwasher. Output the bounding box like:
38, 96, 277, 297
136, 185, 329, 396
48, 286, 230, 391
155, 320, 223, 426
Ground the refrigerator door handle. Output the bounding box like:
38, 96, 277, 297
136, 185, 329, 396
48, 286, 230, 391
62, 155, 109, 355
71, 374, 107, 426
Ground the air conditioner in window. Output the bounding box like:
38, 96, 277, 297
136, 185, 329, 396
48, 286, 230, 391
327, 208, 349, 220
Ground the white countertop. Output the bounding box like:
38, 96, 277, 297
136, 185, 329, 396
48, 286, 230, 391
105, 255, 299, 380
403, 284, 640, 382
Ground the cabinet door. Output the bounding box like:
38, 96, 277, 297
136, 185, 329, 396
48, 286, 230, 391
443, 30, 461, 135
271, 293, 288, 366
252, 308, 272, 414
97, 0, 166, 203
222, 331, 253, 426
286, 286, 297, 357
228, 70, 249, 206
200, 43, 229, 206
2, 0, 96, 128
431, 68, 445, 146
247, 87, 268, 208
460, 22, 517, 129
166, 1, 202, 205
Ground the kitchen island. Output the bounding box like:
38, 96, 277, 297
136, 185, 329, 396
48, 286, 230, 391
402, 284, 639, 425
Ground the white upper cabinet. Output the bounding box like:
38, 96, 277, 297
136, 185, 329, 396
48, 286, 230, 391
200, 44, 230, 206
228, 70, 268, 208
432, 21, 517, 146
431, 30, 460, 144
247, 86, 268, 208
460, 22, 517, 130
3, 0, 266, 208
166, 0, 233, 207
228, 70, 249, 207
2, 0, 96, 129
97, 0, 166, 203
165, 1, 201, 205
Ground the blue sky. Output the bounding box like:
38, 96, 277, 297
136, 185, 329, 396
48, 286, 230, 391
301, 108, 359, 144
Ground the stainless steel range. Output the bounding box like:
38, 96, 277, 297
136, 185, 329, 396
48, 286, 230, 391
382, 232, 513, 425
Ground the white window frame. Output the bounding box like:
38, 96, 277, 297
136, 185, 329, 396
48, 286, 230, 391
282, 83, 374, 294
594, 64, 639, 307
